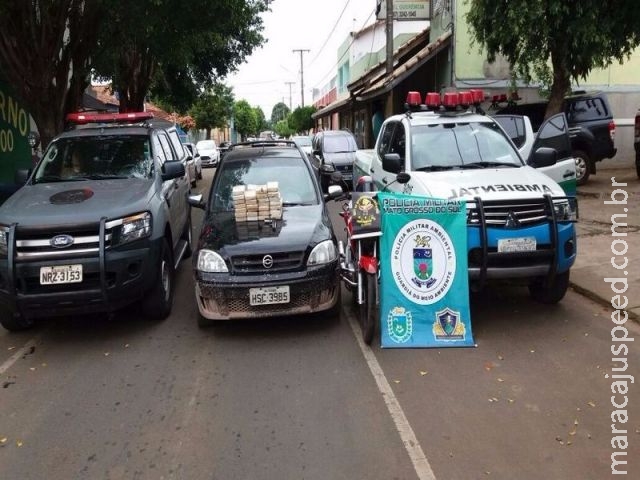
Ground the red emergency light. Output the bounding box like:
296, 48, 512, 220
469, 89, 484, 104
405, 91, 422, 106
66, 112, 154, 125
425, 92, 440, 109
442, 92, 460, 108
459, 91, 473, 107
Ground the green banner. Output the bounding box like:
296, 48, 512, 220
379, 192, 474, 348
0, 77, 31, 188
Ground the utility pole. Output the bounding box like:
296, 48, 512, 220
385, 0, 393, 74
292, 49, 310, 107
285, 81, 295, 110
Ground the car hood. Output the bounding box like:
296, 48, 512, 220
0, 179, 155, 226
197, 205, 333, 259
323, 151, 357, 166
408, 166, 565, 201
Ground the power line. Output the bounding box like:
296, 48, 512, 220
308, 0, 352, 67
312, 8, 376, 90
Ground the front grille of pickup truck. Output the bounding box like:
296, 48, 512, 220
230, 251, 305, 274
13, 223, 114, 260
467, 199, 548, 227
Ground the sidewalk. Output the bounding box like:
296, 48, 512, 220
572, 167, 639, 320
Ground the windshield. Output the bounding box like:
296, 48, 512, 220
33, 135, 153, 183
410, 122, 523, 170
211, 157, 318, 211
197, 140, 216, 150
324, 134, 357, 153
293, 136, 312, 147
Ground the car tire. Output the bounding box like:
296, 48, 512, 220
0, 307, 34, 332
142, 239, 174, 320
573, 150, 591, 186
528, 270, 570, 304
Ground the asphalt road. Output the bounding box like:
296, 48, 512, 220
1, 169, 638, 479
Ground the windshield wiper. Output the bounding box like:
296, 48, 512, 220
34, 175, 63, 184
414, 165, 455, 172
460, 161, 517, 169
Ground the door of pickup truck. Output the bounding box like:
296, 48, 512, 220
494, 113, 576, 195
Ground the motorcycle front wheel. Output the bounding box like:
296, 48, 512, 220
360, 272, 376, 345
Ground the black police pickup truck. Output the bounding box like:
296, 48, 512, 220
0, 112, 192, 331
497, 91, 617, 185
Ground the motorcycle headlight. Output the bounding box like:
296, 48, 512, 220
307, 240, 338, 266
197, 249, 228, 273
553, 198, 578, 222
0, 225, 8, 255
112, 212, 152, 246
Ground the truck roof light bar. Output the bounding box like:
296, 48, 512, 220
66, 112, 154, 125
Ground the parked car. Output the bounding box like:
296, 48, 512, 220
310, 130, 358, 192
183, 142, 203, 187
188, 140, 341, 326
218, 141, 233, 162
0, 112, 192, 331
634, 109, 640, 178
196, 139, 220, 167
292, 135, 313, 158
496, 91, 617, 185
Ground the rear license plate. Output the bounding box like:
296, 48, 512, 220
249, 286, 290, 305
497, 237, 536, 253
40, 264, 83, 285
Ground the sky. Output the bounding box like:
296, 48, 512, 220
226, 0, 377, 118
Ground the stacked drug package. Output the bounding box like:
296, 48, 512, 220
232, 182, 282, 223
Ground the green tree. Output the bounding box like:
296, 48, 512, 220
288, 106, 316, 134
465, 0, 640, 116
253, 107, 268, 133
0, 0, 267, 146
190, 84, 235, 139
271, 102, 290, 125
274, 119, 294, 138
234, 100, 258, 140
0, 1, 105, 147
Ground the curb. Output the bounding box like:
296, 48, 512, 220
569, 281, 639, 323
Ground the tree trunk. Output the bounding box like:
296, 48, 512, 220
546, 50, 571, 119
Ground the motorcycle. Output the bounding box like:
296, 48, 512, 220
332, 173, 381, 345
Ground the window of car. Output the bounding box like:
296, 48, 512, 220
566, 98, 609, 122
158, 133, 176, 161
410, 122, 522, 169
293, 136, 312, 148
211, 155, 318, 211
167, 129, 186, 160
197, 140, 217, 150
323, 133, 357, 153
34, 135, 154, 182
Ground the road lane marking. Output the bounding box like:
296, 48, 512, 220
0, 336, 40, 376
346, 310, 437, 480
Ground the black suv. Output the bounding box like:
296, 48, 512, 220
497, 91, 617, 184
188, 140, 340, 326
310, 130, 358, 192
0, 112, 192, 331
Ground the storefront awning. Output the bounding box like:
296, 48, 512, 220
311, 96, 352, 120
351, 30, 452, 102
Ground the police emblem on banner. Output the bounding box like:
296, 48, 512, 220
433, 307, 466, 341
387, 306, 412, 343
390, 219, 456, 305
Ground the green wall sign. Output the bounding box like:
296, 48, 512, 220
0, 77, 31, 185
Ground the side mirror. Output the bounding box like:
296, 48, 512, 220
325, 184, 344, 202
313, 149, 321, 157
529, 147, 557, 168
161, 160, 185, 181
382, 153, 402, 173
188, 193, 206, 210
396, 172, 411, 184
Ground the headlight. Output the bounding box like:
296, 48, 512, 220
0, 225, 8, 255
307, 240, 338, 266
112, 212, 152, 246
553, 198, 578, 222
197, 249, 228, 273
